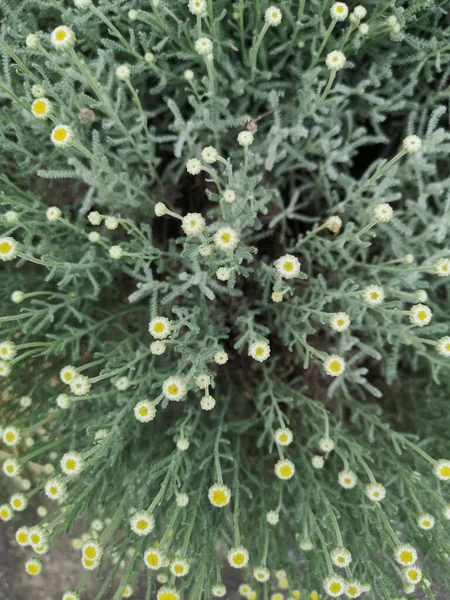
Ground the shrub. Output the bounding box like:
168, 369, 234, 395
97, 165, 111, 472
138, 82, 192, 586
1, 1, 450, 599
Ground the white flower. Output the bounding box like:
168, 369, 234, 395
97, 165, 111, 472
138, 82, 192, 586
154, 202, 167, 217
69, 374, 91, 396
362, 284, 384, 306
88, 231, 100, 243
162, 376, 186, 401
404, 253, 414, 264
359, 23, 369, 35
195, 37, 213, 56
323, 574, 346, 597
128, 9, 138, 19
198, 244, 212, 256
326, 50, 346, 71
150, 341, 166, 355
274, 428, 293, 446
109, 245, 124, 260
63, 593, 81, 600
274, 459, 295, 480
82, 539, 103, 563
211, 584, 227, 597
365, 482, 386, 502
144, 52, 155, 63
330, 2, 348, 21
299, 539, 313, 550
157, 587, 179, 600
4, 211, 19, 225
26, 33, 39, 49
374, 203, 393, 223
10, 493, 28, 512
176, 492, 189, 507
170, 558, 190, 577
149, 316, 172, 340
325, 216, 342, 234
216, 267, 231, 281
45, 478, 66, 500
74, 0, 92, 8
433, 459, 450, 480
275, 254, 301, 279
134, 400, 157, 423
105, 216, 118, 230
265, 6, 282, 26
208, 483, 231, 507
177, 437, 190, 451
237, 131, 254, 147
214, 350, 228, 364
61, 451, 85, 476
417, 513, 435, 530
434, 258, 450, 277
32, 97, 52, 120
115, 376, 130, 391
331, 547, 352, 568
214, 227, 239, 252
442, 504, 450, 520
403, 135, 422, 154
25, 558, 42, 576
11, 290, 25, 304
184, 69, 194, 81
2, 426, 20, 447
181, 213, 206, 237
51, 26, 76, 51
338, 469, 357, 489
253, 566, 270, 582
186, 158, 202, 175
3, 458, 21, 477
0, 504, 12, 522
266, 510, 279, 525
249, 340, 270, 362
323, 354, 345, 377
0, 341, 16, 361
60, 364, 77, 384
0, 236, 19, 261
15, 526, 30, 546
195, 373, 211, 389
353, 5, 366, 19
223, 189, 236, 203
200, 394, 216, 410
31, 84, 45, 97
403, 566, 422, 585
51, 125, 75, 148
394, 545, 418, 567
19, 396, 32, 408
436, 336, 450, 357
319, 437, 335, 452
46, 206, 62, 222
272, 291, 284, 303
144, 548, 166, 570
312, 455, 324, 469
201, 146, 218, 164
87, 211, 102, 225
116, 65, 131, 80
409, 304, 432, 327
0, 360, 11, 377
130, 511, 155, 536
329, 312, 350, 332
345, 580, 363, 598
227, 546, 249, 569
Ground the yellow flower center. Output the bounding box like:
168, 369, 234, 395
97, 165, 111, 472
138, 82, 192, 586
344, 478, 351, 484
146, 553, 159, 567
154, 322, 164, 333
139, 407, 148, 416
211, 489, 227, 505
65, 459, 76, 470
445, 343, 450, 351
83, 558, 95, 567
232, 552, 245, 565
310, 593, 319, 600
31, 533, 40, 544
1, 348, 7, 354
5, 432, 15, 443
50, 486, 58, 495
17, 532, 28, 544
373, 491, 380, 498
279, 465, 292, 478
329, 582, 341, 593
422, 520, 430, 527
56, 30, 67, 41
168, 384, 179, 395
0, 508, 10, 518
137, 520, 149, 530
0, 241, 12, 254
283, 261, 293, 271
54, 127, 68, 141
336, 5, 344, 12
174, 564, 184, 574
337, 556, 345, 563
33, 100, 47, 114
6, 465, 14, 473
329, 360, 341, 373
13, 499, 22, 508
221, 233, 231, 243
417, 310, 427, 321
27, 563, 40, 575
255, 347, 264, 355
159, 593, 177, 600
400, 550, 413, 563
279, 433, 288, 443
440, 465, 450, 478
337, 319, 344, 326
408, 570, 418, 581
84, 546, 97, 559
348, 587, 357, 596
371, 292, 378, 299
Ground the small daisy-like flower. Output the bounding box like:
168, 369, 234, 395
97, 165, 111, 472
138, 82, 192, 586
45, 477, 66, 500
130, 511, 155, 536
70, 374, 91, 396
63, 592, 81, 600
51, 125, 75, 148
345, 580, 363, 598
436, 337, 450, 357
115, 376, 130, 391
60, 365, 77, 384
214, 350, 229, 364
150, 341, 166, 355
228, 546, 249, 569
403, 566, 422, 585
330, 2, 348, 21
186, 158, 202, 175
29, 527, 47, 549
239, 584, 252, 596
46, 206, 62, 222
116, 65, 131, 80
157, 587, 180, 600
275, 459, 295, 480
61, 451, 85, 476
134, 400, 156, 423
189, 0, 207, 16
223, 189, 236, 203
162, 376, 186, 401
394, 545, 418, 567
0, 236, 19, 261
0, 504, 13, 521
265, 6, 282, 26
417, 513, 435, 530
319, 437, 335, 453
279, 578, 289, 590
329, 312, 350, 333
88, 232, 100, 243
10, 493, 28, 512
312, 455, 324, 469
51, 26, 76, 50
25, 558, 42, 576
237, 131, 254, 147
176, 437, 190, 451
176, 492, 189, 507
201, 394, 216, 410
323, 355, 345, 377
211, 584, 226, 597
433, 459, 450, 480
195, 37, 213, 56
249, 340, 271, 362
326, 50, 346, 71
216, 267, 232, 281
362, 284, 385, 306
82, 539, 103, 562
253, 566, 270, 582
181, 213, 206, 237
2, 426, 20, 447
266, 510, 279, 525
3, 457, 21, 477
198, 244, 212, 256
81, 556, 99, 570
373, 203, 393, 223
274, 427, 293, 446
149, 316, 172, 340
195, 373, 211, 389
323, 574, 345, 597
365, 482, 386, 502
331, 547, 352, 568
15, 526, 30, 546
144, 548, 166, 570
353, 5, 366, 19
26, 33, 39, 48
214, 227, 240, 252
201, 146, 218, 164
87, 211, 102, 226
32, 97, 52, 120
409, 304, 432, 327
0, 341, 16, 361
434, 258, 450, 277
0, 360, 11, 377
105, 216, 118, 230
338, 469, 357, 489
208, 483, 231, 507
170, 558, 190, 577
275, 254, 301, 279
34, 542, 49, 555
325, 216, 342, 234
122, 585, 133, 598
402, 135, 422, 154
